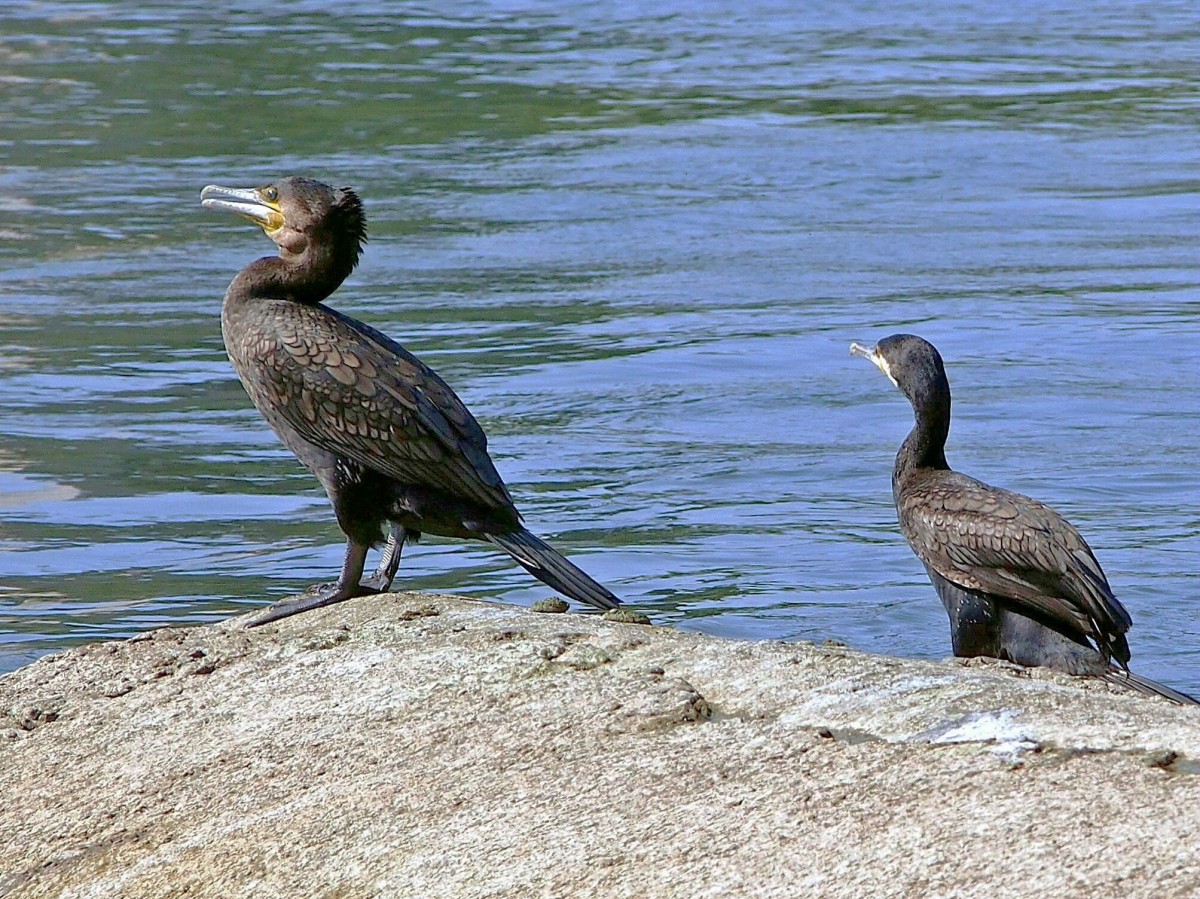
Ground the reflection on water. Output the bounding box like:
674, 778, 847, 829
1, 1, 1198, 693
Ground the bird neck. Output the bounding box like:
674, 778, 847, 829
228, 244, 352, 306
892, 389, 951, 484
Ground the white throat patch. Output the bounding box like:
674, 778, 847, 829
873, 351, 899, 388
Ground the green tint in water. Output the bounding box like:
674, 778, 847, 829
1, 2, 1198, 693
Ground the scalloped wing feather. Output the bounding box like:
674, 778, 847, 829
898, 471, 1131, 660
231, 300, 515, 512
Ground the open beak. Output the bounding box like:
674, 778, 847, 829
849, 341, 875, 362
200, 185, 284, 234
850, 341, 898, 387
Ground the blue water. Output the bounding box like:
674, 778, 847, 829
1, 1, 1198, 694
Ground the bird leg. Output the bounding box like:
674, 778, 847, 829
244, 541, 372, 627
359, 524, 407, 593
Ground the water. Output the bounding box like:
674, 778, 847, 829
2, 1, 1198, 694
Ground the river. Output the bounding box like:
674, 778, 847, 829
1, 1, 1197, 693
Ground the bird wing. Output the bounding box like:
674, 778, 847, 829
244, 301, 515, 512
898, 471, 1132, 659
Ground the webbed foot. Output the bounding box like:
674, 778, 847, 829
240, 531, 409, 629
243, 540, 374, 628
244, 581, 376, 628
358, 571, 393, 593
304, 571, 390, 596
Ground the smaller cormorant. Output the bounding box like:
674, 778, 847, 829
201, 176, 621, 626
852, 333, 1195, 704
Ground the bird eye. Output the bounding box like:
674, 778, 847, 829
263, 186, 279, 202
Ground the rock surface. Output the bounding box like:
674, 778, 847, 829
1, 592, 1198, 898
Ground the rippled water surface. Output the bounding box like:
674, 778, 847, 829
2, 1, 1198, 693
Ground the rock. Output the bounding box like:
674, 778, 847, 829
530, 597, 569, 614
0, 590, 1198, 898
602, 608, 652, 625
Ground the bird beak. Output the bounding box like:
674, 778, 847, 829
850, 341, 898, 387
200, 185, 284, 235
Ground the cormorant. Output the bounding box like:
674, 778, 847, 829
200, 176, 621, 626
851, 333, 1195, 704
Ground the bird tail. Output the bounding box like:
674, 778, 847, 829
1105, 669, 1199, 706
486, 528, 621, 611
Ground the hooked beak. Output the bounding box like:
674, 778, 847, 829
200, 184, 284, 235
850, 341, 898, 387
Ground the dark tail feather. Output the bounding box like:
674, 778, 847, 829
486, 528, 621, 611
1105, 669, 1199, 706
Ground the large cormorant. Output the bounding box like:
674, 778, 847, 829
201, 176, 621, 626
852, 333, 1195, 704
